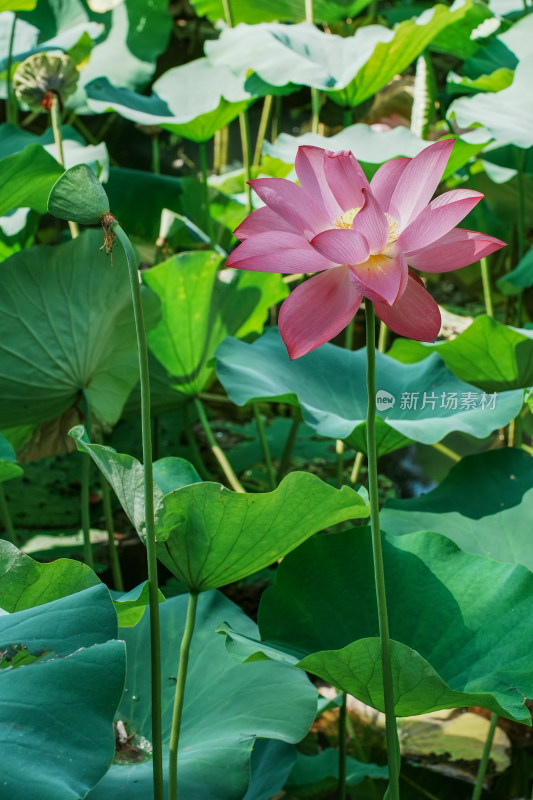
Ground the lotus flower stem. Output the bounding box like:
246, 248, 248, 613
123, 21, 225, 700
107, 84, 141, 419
432, 441, 461, 462
80, 444, 93, 568
276, 413, 300, 482
253, 94, 273, 167
378, 321, 389, 353
479, 257, 494, 318
168, 591, 199, 800
6, 12, 18, 125
111, 221, 164, 800
183, 403, 213, 480
472, 712, 498, 800
350, 451, 364, 484
336, 439, 345, 487
198, 140, 214, 246
100, 467, 124, 591
50, 95, 79, 239
365, 299, 401, 798
345, 318, 355, 349
238, 112, 253, 213
194, 397, 245, 492
80, 394, 94, 568
253, 404, 276, 489
338, 692, 347, 800
0, 484, 18, 546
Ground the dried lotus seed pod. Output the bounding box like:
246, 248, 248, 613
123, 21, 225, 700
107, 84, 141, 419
13, 52, 79, 111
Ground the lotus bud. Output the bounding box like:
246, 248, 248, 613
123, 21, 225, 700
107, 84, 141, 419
13, 52, 79, 111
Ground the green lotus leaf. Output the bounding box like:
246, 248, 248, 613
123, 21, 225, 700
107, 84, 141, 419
263, 125, 490, 183
381, 448, 533, 570
85, 590, 317, 800
71, 429, 367, 592
448, 54, 533, 149
497, 246, 533, 293
86, 57, 252, 142
0, 144, 62, 216
48, 163, 110, 225
18, 0, 171, 101
111, 580, 166, 627
142, 251, 287, 398
0, 230, 160, 430
0, 540, 100, 611
205, 4, 490, 108
215, 328, 523, 456
286, 749, 388, 794
0, 584, 126, 799
388, 315, 533, 392
222, 528, 533, 722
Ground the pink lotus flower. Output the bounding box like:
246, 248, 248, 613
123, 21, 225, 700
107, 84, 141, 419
226, 139, 505, 359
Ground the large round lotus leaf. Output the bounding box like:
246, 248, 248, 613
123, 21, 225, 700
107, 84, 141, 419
388, 315, 533, 392
0, 540, 100, 611
20, 0, 171, 100
71, 429, 368, 593
0, 584, 126, 800
48, 163, 110, 225
206, 5, 487, 107
0, 229, 160, 429
0, 433, 22, 483
85, 590, 317, 800
381, 448, 533, 570
142, 251, 287, 398
448, 53, 533, 149
215, 328, 523, 456
263, 125, 488, 181
0, 144, 62, 216
242, 529, 533, 722
86, 58, 252, 142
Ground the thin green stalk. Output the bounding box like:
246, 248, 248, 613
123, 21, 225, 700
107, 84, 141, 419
338, 692, 347, 800
432, 441, 461, 462
480, 257, 494, 318
6, 12, 18, 125
253, 94, 273, 167
221, 0, 233, 25
100, 473, 124, 591
365, 299, 401, 799
50, 95, 79, 239
254, 404, 276, 489
342, 108, 352, 129
184, 403, 213, 481
168, 591, 199, 800
81, 446, 93, 568
378, 321, 389, 353
350, 451, 364, 484
238, 111, 253, 213
0, 484, 17, 546
193, 397, 245, 493
81, 394, 94, 569
214, 126, 229, 174
198, 140, 214, 246
152, 133, 161, 175
276, 414, 300, 482
336, 439, 345, 488
515, 147, 526, 262
111, 221, 164, 800
310, 87, 321, 134
271, 96, 281, 141
345, 318, 354, 350
472, 712, 498, 800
